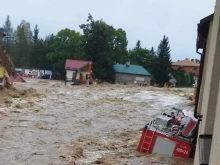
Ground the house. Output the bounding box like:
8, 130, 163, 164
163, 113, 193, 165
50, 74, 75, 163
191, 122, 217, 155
172, 58, 200, 76
114, 62, 151, 85
193, 6, 220, 164
193, 4, 220, 164
65, 59, 92, 84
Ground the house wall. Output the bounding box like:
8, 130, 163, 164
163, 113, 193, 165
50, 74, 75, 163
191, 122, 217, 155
172, 65, 200, 76
115, 73, 151, 85
66, 70, 76, 81
194, 1, 220, 164
66, 70, 91, 82
66, 63, 92, 82
82, 63, 92, 72
75, 71, 91, 80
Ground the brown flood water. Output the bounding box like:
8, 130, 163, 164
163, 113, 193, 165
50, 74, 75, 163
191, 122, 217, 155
0, 78, 194, 165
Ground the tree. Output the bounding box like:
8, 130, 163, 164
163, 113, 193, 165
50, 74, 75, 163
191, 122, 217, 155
2, 15, 14, 50
148, 47, 157, 84
47, 28, 84, 73
195, 59, 200, 63
80, 14, 128, 83
12, 20, 33, 68
29, 25, 52, 70
128, 43, 157, 85
136, 40, 141, 49
150, 47, 156, 56
154, 35, 172, 86
113, 28, 129, 63
147, 47, 157, 73
33, 25, 39, 43
184, 73, 191, 87
40, 34, 54, 70
30, 25, 40, 68
129, 46, 151, 68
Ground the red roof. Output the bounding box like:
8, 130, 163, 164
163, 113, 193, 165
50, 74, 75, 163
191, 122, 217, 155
65, 59, 91, 70
172, 59, 200, 67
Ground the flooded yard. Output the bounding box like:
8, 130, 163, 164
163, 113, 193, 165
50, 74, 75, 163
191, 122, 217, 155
0, 78, 194, 165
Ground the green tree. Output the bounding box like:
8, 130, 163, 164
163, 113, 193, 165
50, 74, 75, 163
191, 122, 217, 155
40, 34, 54, 70
148, 47, 157, 84
80, 14, 128, 83
33, 25, 39, 43
129, 41, 151, 66
189, 73, 194, 86
128, 42, 157, 84
2, 15, 14, 50
184, 73, 191, 87
30, 34, 54, 70
12, 20, 33, 68
30, 24, 40, 68
136, 40, 141, 49
29, 25, 52, 70
150, 47, 156, 56
171, 67, 185, 87
47, 28, 84, 73
147, 47, 157, 74
154, 35, 172, 86
113, 28, 129, 63
195, 59, 200, 63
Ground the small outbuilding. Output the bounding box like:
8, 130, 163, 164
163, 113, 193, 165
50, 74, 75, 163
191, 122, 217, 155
114, 62, 151, 85
65, 59, 92, 84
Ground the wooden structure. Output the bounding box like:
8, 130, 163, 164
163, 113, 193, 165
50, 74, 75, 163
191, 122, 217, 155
65, 59, 92, 85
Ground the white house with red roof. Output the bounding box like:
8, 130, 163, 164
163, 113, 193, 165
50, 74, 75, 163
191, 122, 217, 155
65, 59, 92, 84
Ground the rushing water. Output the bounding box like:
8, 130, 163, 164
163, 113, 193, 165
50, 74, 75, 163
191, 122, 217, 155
0, 79, 193, 165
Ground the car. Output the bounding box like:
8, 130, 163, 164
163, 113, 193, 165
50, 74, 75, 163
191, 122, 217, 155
40, 74, 51, 79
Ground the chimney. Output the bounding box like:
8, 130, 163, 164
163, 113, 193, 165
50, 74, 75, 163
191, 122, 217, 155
191, 59, 194, 62
185, 58, 188, 60
126, 61, 130, 67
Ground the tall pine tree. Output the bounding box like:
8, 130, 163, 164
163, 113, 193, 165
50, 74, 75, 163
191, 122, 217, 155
136, 40, 141, 49
3, 16, 14, 50
30, 24, 41, 68
154, 35, 172, 86
150, 47, 156, 56
33, 25, 39, 43
14, 20, 33, 67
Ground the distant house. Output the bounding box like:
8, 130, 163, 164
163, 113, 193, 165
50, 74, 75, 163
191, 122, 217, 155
65, 59, 92, 84
172, 58, 200, 76
114, 62, 151, 85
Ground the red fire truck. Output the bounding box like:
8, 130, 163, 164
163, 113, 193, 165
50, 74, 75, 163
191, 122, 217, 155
137, 107, 198, 158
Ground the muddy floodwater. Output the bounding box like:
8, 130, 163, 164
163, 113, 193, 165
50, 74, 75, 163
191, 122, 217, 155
0, 78, 194, 165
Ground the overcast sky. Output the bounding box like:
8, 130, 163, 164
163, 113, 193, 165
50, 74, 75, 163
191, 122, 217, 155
0, 0, 216, 61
